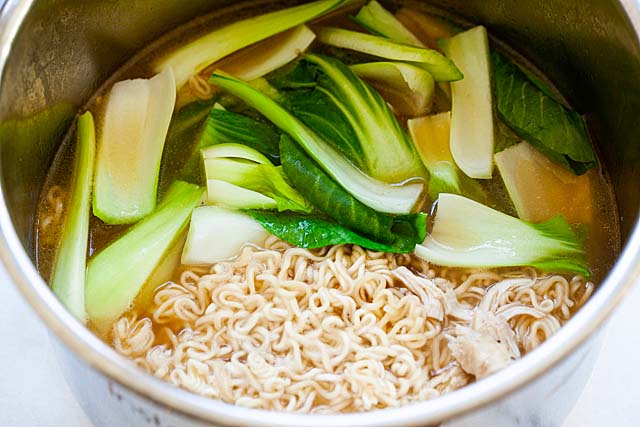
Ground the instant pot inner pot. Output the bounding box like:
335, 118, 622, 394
0, 1, 638, 421
2, 0, 638, 257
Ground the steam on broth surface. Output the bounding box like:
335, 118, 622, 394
36, 0, 619, 414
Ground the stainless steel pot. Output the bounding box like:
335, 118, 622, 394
1, 1, 639, 426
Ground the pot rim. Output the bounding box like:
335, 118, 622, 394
1, 1, 640, 425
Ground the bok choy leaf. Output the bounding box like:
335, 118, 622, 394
279, 134, 425, 246
182, 206, 270, 265
408, 112, 485, 202
86, 181, 204, 325
301, 54, 425, 182
202, 143, 312, 213
50, 112, 96, 322
209, 71, 424, 215
199, 108, 280, 163
440, 26, 495, 179
492, 51, 596, 175
414, 193, 589, 275
350, 61, 435, 117
315, 27, 462, 81
249, 210, 426, 253
93, 67, 176, 224
353, 0, 423, 47
154, 0, 357, 87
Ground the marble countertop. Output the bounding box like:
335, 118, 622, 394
1, 265, 638, 427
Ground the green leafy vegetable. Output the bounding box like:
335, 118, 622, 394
440, 26, 495, 179
202, 143, 312, 213
408, 112, 485, 202
160, 99, 214, 188
315, 27, 462, 81
279, 88, 363, 166
414, 193, 589, 275
249, 210, 426, 253
182, 206, 270, 264
350, 61, 435, 117
154, 0, 357, 87
213, 25, 316, 82
93, 67, 176, 224
200, 108, 281, 163
492, 51, 596, 175
291, 54, 425, 182
353, 0, 423, 46
50, 112, 96, 322
209, 71, 423, 214
280, 135, 425, 246
86, 181, 204, 325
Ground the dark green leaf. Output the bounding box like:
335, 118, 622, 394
160, 100, 213, 189
492, 51, 596, 175
199, 109, 281, 163
280, 88, 364, 168
248, 210, 425, 253
280, 134, 425, 246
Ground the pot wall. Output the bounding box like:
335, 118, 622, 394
0, 0, 638, 426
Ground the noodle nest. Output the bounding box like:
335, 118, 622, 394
114, 237, 592, 413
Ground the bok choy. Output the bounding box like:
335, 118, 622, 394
440, 26, 495, 179
85, 181, 204, 325
492, 51, 596, 175
408, 112, 485, 201
213, 25, 316, 82
350, 61, 435, 116
209, 71, 424, 215
279, 134, 425, 245
182, 206, 270, 265
154, 0, 357, 87
353, 0, 423, 47
93, 67, 176, 224
202, 143, 312, 213
302, 54, 425, 182
249, 210, 426, 254
50, 112, 96, 322
315, 26, 462, 81
414, 193, 589, 275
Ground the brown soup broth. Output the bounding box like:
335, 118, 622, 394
34, 1, 620, 339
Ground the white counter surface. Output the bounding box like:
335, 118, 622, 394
1, 264, 638, 427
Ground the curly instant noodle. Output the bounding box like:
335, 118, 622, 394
114, 236, 593, 413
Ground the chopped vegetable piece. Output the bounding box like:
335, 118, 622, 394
213, 25, 316, 82
353, 0, 423, 46
50, 112, 96, 322
414, 193, 589, 275
279, 88, 362, 166
135, 231, 187, 309
207, 179, 278, 210
199, 109, 280, 163
93, 67, 176, 224
209, 71, 424, 214
154, 0, 356, 87
86, 181, 204, 325
315, 27, 463, 81
408, 112, 485, 201
350, 61, 435, 116
495, 141, 593, 224
202, 143, 312, 213
249, 210, 426, 253
182, 206, 270, 265
492, 51, 596, 175
303, 54, 425, 182
395, 8, 459, 50
161, 99, 214, 188
441, 26, 494, 179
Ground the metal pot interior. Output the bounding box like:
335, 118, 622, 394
0, 0, 639, 424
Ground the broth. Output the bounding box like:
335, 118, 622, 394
34, 0, 620, 413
